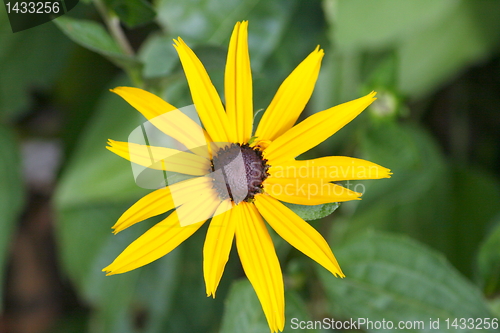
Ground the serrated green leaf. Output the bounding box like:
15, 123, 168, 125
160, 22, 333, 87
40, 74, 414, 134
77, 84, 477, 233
320, 232, 494, 332
220, 279, 318, 333
104, 0, 156, 28
0, 125, 25, 310
53, 16, 138, 69
477, 216, 500, 296
283, 202, 339, 221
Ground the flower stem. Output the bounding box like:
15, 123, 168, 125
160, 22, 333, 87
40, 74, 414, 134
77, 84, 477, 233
94, 0, 134, 57
93, 0, 144, 88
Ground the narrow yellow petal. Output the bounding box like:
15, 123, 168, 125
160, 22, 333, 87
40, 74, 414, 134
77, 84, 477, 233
104, 191, 221, 275
168, 177, 215, 212
225, 21, 253, 143
106, 140, 210, 175
255, 47, 324, 142
203, 199, 235, 297
112, 176, 213, 234
269, 156, 392, 181
111, 86, 177, 118
176, 185, 221, 227
263, 178, 361, 205
254, 194, 344, 277
112, 188, 172, 235
235, 202, 284, 333
264, 92, 377, 164
173, 38, 234, 143
103, 211, 205, 275
111, 86, 211, 159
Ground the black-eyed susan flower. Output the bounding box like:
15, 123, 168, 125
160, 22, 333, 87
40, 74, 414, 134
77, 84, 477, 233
103, 21, 391, 333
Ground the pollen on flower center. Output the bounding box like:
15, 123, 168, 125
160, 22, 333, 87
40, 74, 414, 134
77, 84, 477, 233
211, 143, 269, 204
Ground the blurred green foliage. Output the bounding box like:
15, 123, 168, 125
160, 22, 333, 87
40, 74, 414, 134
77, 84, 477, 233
1, 0, 500, 332
0, 126, 24, 310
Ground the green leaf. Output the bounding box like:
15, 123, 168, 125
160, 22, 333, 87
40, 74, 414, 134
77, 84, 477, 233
104, 0, 156, 28
323, 0, 500, 98
220, 279, 318, 333
320, 232, 495, 331
138, 33, 179, 79
326, 0, 458, 51
398, 1, 500, 97
477, 216, 500, 296
449, 167, 500, 277
283, 202, 339, 221
0, 125, 25, 309
252, 0, 327, 111
53, 16, 138, 69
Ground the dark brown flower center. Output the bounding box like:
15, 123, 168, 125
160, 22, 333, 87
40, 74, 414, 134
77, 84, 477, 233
211, 143, 269, 204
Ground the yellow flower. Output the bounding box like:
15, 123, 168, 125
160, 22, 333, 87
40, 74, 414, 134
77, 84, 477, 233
103, 21, 391, 332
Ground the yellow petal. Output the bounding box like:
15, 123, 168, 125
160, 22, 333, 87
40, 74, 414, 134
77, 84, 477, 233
269, 156, 391, 181
264, 92, 377, 164
111, 86, 177, 118
235, 202, 284, 333
104, 192, 221, 275
255, 47, 324, 142
111, 86, 211, 159
263, 177, 361, 205
176, 185, 221, 227
106, 140, 210, 175
112, 176, 213, 234
173, 38, 234, 143
203, 199, 235, 297
103, 212, 204, 275
254, 194, 344, 277
225, 21, 253, 144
